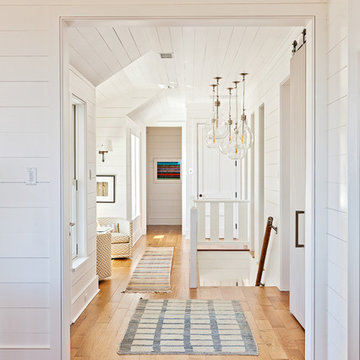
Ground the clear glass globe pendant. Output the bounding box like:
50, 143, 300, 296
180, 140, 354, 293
219, 86, 234, 154
239, 113, 254, 152
227, 127, 247, 160
238, 73, 254, 153
205, 77, 227, 148
205, 73, 254, 159
227, 81, 243, 159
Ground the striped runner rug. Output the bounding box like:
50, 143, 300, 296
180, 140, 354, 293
118, 299, 258, 355
124, 247, 174, 293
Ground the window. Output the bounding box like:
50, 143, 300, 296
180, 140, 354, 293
70, 97, 86, 259
131, 134, 141, 219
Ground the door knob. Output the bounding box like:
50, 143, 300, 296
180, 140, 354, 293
69, 222, 76, 227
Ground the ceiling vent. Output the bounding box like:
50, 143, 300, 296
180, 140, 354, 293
160, 52, 173, 59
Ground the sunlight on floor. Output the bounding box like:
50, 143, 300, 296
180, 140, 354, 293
153, 234, 165, 239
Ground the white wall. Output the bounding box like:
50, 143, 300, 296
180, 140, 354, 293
68, 67, 99, 323
347, 1, 360, 358
0, 8, 62, 358
327, 0, 348, 358
96, 102, 144, 242
146, 127, 182, 225
96, 122, 127, 219
246, 29, 298, 288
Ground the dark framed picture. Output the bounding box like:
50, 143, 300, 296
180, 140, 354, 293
96, 175, 115, 203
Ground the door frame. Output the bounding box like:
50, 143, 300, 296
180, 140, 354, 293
348, 0, 360, 357
60, 9, 327, 360
280, 77, 291, 291
145, 125, 185, 230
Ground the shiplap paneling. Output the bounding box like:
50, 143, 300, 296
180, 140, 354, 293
327, 0, 348, 358
68, 24, 296, 90
245, 29, 299, 288
0, 31, 48, 56
0, 108, 50, 134
96, 125, 127, 219
0, 14, 54, 355
95, 103, 144, 241
0, 259, 50, 283
0, 284, 49, 308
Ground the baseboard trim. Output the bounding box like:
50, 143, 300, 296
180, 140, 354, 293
71, 276, 99, 323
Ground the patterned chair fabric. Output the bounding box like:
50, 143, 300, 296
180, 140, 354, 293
96, 232, 112, 280
97, 217, 133, 259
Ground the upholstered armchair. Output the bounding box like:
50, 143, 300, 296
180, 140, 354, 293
97, 217, 133, 259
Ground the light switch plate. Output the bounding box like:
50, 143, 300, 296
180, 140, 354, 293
26, 168, 37, 185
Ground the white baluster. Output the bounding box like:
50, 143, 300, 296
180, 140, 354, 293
210, 202, 219, 242
238, 202, 249, 242
224, 202, 233, 242
197, 202, 205, 242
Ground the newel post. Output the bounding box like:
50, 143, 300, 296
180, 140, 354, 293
189, 206, 198, 288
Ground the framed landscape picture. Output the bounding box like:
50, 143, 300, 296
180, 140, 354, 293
154, 159, 181, 184
96, 175, 115, 203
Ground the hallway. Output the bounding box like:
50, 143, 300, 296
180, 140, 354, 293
70, 226, 304, 360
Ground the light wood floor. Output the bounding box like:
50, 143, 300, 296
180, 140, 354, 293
71, 225, 304, 360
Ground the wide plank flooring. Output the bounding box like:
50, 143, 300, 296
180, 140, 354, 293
71, 225, 304, 360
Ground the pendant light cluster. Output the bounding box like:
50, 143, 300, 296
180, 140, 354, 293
205, 73, 253, 160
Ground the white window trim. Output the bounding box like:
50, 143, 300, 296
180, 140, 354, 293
71, 95, 87, 263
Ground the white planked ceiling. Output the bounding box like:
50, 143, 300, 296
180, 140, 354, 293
68, 24, 300, 123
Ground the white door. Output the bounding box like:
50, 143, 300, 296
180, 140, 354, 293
197, 123, 240, 199
197, 124, 240, 237
289, 44, 306, 327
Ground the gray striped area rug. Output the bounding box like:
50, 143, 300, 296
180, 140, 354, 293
118, 299, 258, 355
124, 247, 174, 293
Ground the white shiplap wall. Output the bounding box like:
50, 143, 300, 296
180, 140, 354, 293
69, 67, 98, 323
327, 0, 348, 358
245, 30, 297, 288
0, 7, 61, 359
96, 104, 144, 243
96, 121, 128, 219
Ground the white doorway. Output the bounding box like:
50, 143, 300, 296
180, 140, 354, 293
59, 14, 330, 360
146, 127, 182, 226
197, 123, 241, 238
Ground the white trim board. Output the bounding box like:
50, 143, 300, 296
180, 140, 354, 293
347, 0, 360, 358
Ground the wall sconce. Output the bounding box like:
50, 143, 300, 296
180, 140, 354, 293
98, 140, 113, 162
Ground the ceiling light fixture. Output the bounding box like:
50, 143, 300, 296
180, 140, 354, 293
204, 77, 227, 147
205, 73, 253, 160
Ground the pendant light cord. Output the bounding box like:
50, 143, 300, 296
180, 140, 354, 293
235, 82, 239, 129
228, 88, 232, 121
242, 74, 246, 115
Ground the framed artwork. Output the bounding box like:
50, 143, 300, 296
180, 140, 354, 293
154, 159, 181, 184
96, 175, 115, 203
